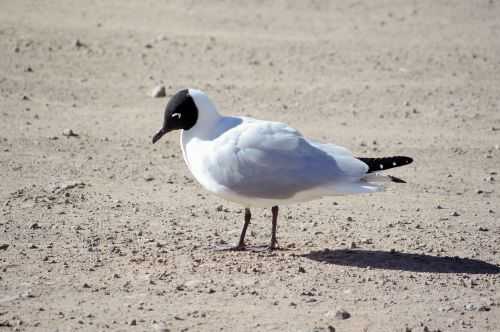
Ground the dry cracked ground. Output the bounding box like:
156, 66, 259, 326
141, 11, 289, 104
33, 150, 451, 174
1, 1, 499, 331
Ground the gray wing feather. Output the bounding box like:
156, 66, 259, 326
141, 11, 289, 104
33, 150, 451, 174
208, 120, 368, 199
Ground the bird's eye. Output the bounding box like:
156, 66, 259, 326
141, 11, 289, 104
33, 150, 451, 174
172, 113, 182, 119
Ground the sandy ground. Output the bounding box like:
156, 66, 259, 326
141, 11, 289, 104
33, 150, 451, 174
1, 0, 500, 331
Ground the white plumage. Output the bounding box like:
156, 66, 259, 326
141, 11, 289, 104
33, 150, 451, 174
180, 89, 382, 208
152, 89, 412, 250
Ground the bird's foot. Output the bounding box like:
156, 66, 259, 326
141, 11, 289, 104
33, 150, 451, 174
211, 243, 247, 251
210, 243, 281, 252
247, 242, 279, 252
268, 239, 279, 251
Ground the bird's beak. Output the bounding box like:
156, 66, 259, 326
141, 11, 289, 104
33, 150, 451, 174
152, 127, 168, 144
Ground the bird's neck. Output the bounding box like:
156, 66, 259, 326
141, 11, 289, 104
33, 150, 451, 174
186, 107, 222, 140
179, 112, 221, 173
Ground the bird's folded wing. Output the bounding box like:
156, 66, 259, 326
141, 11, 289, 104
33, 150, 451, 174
207, 120, 368, 199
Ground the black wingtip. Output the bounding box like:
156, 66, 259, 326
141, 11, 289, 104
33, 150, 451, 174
357, 156, 413, 173
403, 156, 413, 165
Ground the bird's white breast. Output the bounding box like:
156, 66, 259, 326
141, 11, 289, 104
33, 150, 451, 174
180, 118, 265, 207
181, 133, 221, 193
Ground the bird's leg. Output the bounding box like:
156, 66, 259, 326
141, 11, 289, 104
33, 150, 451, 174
269, 205, 279, 250
212, 208, 251, 251
235, 208, 251, 250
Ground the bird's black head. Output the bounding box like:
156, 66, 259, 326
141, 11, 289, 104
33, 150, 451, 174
152, 89, 198, 144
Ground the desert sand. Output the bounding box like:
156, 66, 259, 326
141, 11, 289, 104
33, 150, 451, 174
1, 1, 499, 331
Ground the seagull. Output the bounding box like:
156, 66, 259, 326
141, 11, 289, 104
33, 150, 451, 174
152, 89, 413, 251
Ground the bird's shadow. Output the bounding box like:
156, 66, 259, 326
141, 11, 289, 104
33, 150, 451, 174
303, 249, 500, 274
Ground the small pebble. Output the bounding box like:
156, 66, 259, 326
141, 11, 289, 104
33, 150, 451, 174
62, 128, 78, 137
74, 39, 85, 48
156, 35, 168, 42
151, 85, 166, 98
450, 211, 460, 217
144, 175, 155, 182
30, 222, 41, 229
0, 244, 9, 250
335, 309, 351, 320
130, 319, 137, 326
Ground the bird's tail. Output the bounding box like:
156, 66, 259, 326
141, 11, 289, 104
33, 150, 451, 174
325, 173, 404, 196
361, 173, 406, 184
323, 155, 413, 196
